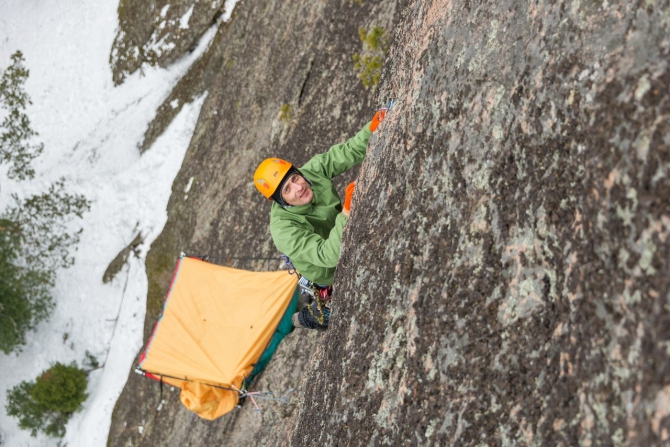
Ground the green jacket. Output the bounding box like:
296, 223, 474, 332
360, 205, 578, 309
270, 124, 372, 285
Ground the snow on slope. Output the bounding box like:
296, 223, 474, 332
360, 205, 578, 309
0, 1, 235, 446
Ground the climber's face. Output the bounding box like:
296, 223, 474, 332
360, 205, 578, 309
281, 173, 313, 206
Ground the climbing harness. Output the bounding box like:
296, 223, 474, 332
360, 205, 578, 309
281, 254, 332, 325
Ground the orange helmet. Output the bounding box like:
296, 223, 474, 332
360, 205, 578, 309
254, 158, 293, 199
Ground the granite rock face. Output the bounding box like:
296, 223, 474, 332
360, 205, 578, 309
110, 0, 228, 85
109, 0, 670, 445
108, 0, 399, 445
291, 0, 670, 445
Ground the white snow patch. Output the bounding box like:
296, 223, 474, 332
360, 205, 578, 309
184, 176, 195, 193
179, 5, 195, 29
0, 1, 214, 446
148, 33, 176, 58
160, 4, 170, 18
223, 0, 239, 21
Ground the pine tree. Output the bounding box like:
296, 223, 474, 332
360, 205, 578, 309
6, 362, 89, 438
0, 51, 44, 180
0, 225, 53, 354
0, 180, 89, 354
0, 51, 91, 354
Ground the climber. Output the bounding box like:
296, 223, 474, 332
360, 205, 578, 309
253, 106, 388, 330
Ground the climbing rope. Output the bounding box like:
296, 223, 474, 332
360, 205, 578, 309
307, 282, 332, 326
232, 384, 295, 412
135, 369, 294, 414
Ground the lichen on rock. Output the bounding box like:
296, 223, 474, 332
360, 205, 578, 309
292, 0, 670, 445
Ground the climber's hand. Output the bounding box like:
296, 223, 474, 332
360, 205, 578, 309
370, 108, 387, 132
343, 181, 356, 216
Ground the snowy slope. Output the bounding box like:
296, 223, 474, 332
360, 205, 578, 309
0, 1, 236, 446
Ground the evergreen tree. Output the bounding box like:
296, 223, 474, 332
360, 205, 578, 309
0, 181, 90, 354
0, 50, 44, 180
0, 51, 91, 354
5, 178, 90, 271
0, 225, 53, 354
6, 362, 89, 438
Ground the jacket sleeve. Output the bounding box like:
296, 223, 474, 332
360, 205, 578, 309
302, 123, 372, 179
272, 213, 349, 268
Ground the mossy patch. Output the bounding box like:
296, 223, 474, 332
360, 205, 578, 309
144, 237, 181, 341
102, 233, 143, 284
279, 103, 294, 124
352, 26, 389, 90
